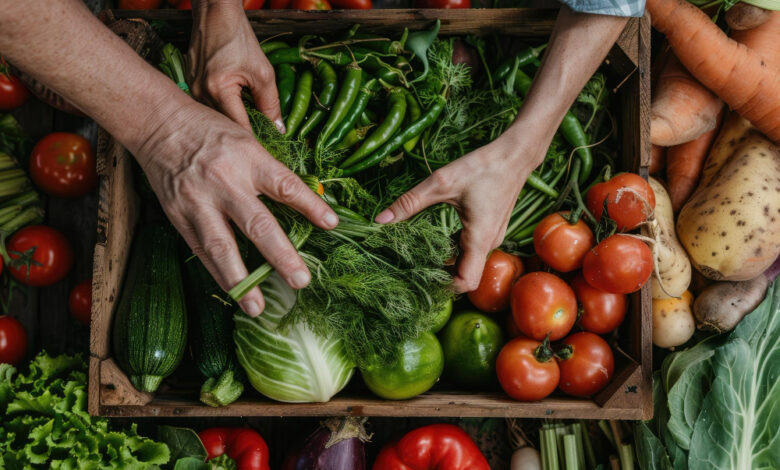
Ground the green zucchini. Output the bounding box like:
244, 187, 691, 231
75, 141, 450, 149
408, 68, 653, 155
184, 255, 244, 407
113, 223, 187, 393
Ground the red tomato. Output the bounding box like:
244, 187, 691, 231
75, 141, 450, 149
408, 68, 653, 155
533, 212, 594, 272
0, 315, 27, 366
30, 133, 97, 198
586, 173, 655, 231
467, 250, 524, 313
506, 314, 522, 338
582, 234, 653, 294
118, 0, 163, 8
557, 332, 614, 397
571, 273, 627, 334
0, 59, 29, 111
69, 279, 93, 326
291, 0, 332, 9
269, 0, 291, 7
496, 337, 559, 401
330, 0, 371, 7
177, 0, 264, 8
511, 272, 577, 341
416, 0, 470, 7
7, 225, 74, 287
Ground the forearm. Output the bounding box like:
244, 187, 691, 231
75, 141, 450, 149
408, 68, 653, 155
505, 7, 627, 160
0, 0, 189, 159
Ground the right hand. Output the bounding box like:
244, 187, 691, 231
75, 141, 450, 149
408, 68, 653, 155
134, 101, 339, 317
187, 0, 284, 133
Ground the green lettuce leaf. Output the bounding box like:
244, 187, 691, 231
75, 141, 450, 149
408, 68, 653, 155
688, 281, 780, 470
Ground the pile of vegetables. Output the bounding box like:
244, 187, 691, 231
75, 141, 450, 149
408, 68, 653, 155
0, 352, 170, 468
123, 19, 653, 406
635, 279, 779, 470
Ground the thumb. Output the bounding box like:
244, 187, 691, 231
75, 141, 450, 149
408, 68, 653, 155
375, 171, 450, 224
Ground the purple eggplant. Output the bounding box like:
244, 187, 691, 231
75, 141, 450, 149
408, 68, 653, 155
284, 417, 371, 470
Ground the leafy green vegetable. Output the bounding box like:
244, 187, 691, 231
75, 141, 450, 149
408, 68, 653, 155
406, 19, 441, 84
159, 426, 208, 463
636, 280, 780, 470
234, 273, 355, 403
0, 352, 169, 469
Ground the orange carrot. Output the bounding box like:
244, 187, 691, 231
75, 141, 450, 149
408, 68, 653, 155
651, 54, 722, 146
647, 0, 780, 144
650, 144, 666, 175
730, 11, 780, 71
666, 111, 723, 211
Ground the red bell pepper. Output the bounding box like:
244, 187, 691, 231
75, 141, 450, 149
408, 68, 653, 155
372, 424, 490, 470
198, 428, 270, 470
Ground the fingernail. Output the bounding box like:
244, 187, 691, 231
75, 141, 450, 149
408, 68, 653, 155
324, 212, 339, 228
375, 209, 394, 224
274, 119, 286, 134
241, 299, 261, 318
291, 269, 310, 289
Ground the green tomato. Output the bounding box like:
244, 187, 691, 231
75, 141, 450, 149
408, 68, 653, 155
440, 311, 504, 389
360, 331, 443, 400
428, 298, 453, 333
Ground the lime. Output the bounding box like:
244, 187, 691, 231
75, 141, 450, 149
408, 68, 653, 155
440, 311, 505, 388
429, 298, 453, 333
360, 331, 444, 400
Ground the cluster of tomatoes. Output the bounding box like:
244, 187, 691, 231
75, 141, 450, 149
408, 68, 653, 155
0, 73, 96, 365
468, 173, 656, 401
116, 0, 469, 12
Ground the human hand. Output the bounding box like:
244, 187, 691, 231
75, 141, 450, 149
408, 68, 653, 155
188, 0, 284, 132
375, 133, 546, 293
135, 101, 338, 316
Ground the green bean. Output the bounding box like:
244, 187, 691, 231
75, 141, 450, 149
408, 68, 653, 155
341, 95, 445, 176
298, 60, 338, 139
276, 64, 296, 119
402, 91, 422, 153
267, 47, 306, 65
325, 77, 378, 149
512, 69, 592, 184
260, 41, 290, 55
340, 87, 407, 168
494, 44, 547, 82
317, 62, 363, 148
284, 69, 313, 137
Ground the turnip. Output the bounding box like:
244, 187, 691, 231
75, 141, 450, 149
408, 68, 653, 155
677, 125, 780, 281
693, 257, 780, 333
652, 291, 695, 349
507, 418, 541, 470
648, 177, 691, 299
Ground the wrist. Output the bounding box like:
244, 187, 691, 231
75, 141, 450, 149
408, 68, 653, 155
499, 114, 556, 167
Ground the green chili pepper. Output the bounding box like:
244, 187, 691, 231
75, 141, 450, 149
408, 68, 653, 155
334, 125, 374, 151
402, 91, 422, 153
359, 109, 376, 127
340, 87, 407, 168
493, 44, 547, 82
268, 47, 306, 65
260, 41, 290, 55
512, 69, 592, 184
276, 64, 296, 120
361, 55, 406, 86
284, 69, 313, 137
341, 95, 445, 176
298, 59, 338, 139
325, 77, 378, 149
317, 62, 363, 148
353, 32, 407, 55
308, 47, 372, 67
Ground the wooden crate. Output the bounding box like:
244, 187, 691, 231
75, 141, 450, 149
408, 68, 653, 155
89, 9, 652, 420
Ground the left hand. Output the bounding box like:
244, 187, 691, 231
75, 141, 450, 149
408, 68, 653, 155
188, 0, 284, 133
375, 133, 546, 293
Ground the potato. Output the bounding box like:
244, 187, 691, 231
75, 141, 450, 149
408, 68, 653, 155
699, 112, 753, 188
725, 3, 771, 30
693, 275, 770, 333
652, 291, 695, 349
677, 126, 780, 281
649, 177, 691, 299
